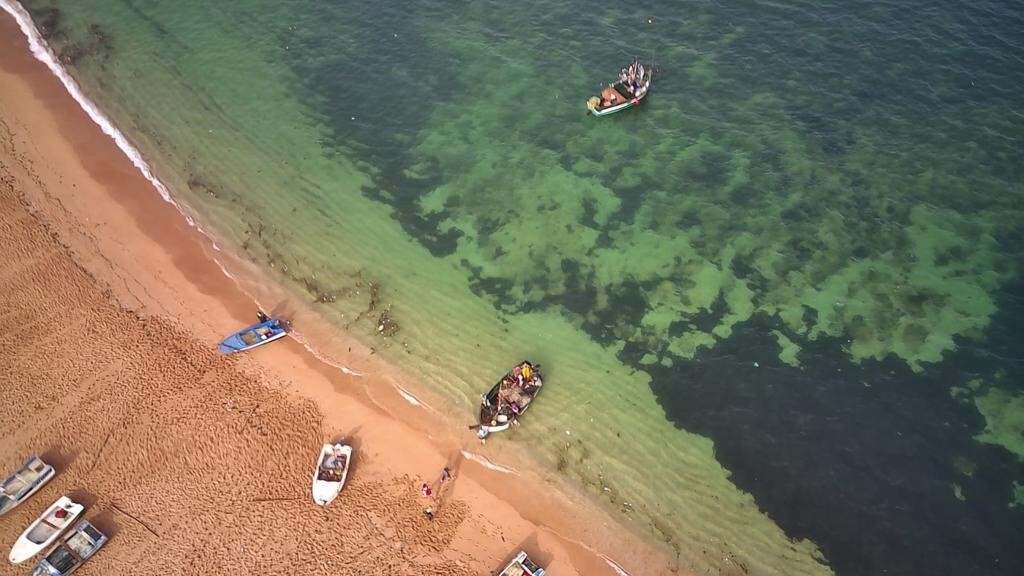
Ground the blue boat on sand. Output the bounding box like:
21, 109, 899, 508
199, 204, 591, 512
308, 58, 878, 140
218, 313, 288, 354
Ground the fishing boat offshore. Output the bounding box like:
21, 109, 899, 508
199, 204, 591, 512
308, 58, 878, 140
586, 57, 653, 117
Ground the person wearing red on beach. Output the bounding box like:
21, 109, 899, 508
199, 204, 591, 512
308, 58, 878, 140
421, 483, 432, 498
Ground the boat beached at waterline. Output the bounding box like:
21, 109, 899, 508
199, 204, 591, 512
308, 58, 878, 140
30, 520, 107, 576
312, 443, 352, 506
496, 550, 546, 576
218, 311, 288, 354
475, 361, 543, 439
586, 58, 653, 117
0, 456, 55, 517
9, 496, 85, 565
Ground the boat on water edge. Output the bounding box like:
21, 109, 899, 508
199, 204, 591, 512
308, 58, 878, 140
476, 361, 543, 439
587, 58, 653, 117
218, 311, 288, 354
495, 550, 546, 576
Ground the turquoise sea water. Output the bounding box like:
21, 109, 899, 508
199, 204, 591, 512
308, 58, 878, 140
16, 0, 1024, 574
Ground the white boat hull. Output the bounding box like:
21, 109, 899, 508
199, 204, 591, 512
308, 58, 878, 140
0, 457, 55, 516
480, 422, 512, 434
311, 444, 352, 506
9, 496, 84, 564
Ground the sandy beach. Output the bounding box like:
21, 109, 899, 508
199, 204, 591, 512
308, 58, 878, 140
0, 11, 679, 576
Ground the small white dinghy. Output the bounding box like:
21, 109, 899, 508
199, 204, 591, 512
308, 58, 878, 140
311, 443, 352, 506
0, 456, 55, 516
9, 496, 84, 564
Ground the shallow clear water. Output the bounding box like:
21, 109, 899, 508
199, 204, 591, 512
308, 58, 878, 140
19, 0, 1024, 573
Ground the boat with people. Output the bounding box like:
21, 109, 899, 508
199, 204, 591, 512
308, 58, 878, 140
475, 361, 543, 439
218, 311, 288, 354
30, 520, 107, 576
0, 456, 55, 516
586, 57, 653, 117
311, 443, 352, 506
495, 550, 546, 576
9, 496, 85, 564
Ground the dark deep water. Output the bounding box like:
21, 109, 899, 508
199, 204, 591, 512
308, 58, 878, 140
643, 281, 1024, 576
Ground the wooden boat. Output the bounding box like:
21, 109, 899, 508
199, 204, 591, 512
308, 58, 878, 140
496, 550, 546, 576
30, 520, 107, 576
587, 60, 653, 117
0, 456, 55, 516
9, 496, 84, 564
218, 314, 287, 354
476, 361, 543, 439
311, 443, 352, 506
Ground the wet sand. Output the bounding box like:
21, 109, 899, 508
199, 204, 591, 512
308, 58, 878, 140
0, 11, 679, 576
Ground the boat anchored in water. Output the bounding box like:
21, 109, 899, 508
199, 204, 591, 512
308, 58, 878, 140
218, 311, 288, 354
475, 361, 543, 439
587, 57, 653, 117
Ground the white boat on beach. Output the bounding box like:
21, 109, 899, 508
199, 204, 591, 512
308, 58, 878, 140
9, 496, 84, 565
0, 456, 55, 517
311, 443, 352, 506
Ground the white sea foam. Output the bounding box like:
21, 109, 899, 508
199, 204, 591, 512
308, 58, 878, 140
1, 0, 188, 216
395, 385, 423, 406
599, 554, 632, 576
284, 328, 366, 377
212, 257, 237, 280
460, 450, 519, 475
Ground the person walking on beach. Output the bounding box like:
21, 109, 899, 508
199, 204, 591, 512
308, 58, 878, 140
423, 506, 434, 521
440, 467, 453, 482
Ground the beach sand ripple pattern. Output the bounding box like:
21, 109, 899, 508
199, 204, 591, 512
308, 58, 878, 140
0, 177, 476, 576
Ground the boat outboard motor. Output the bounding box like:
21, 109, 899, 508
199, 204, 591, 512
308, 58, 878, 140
477, 428, 490, 440
257, 310, 270, 323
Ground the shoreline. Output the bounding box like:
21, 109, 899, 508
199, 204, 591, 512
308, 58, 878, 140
0, 7, 680, 576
